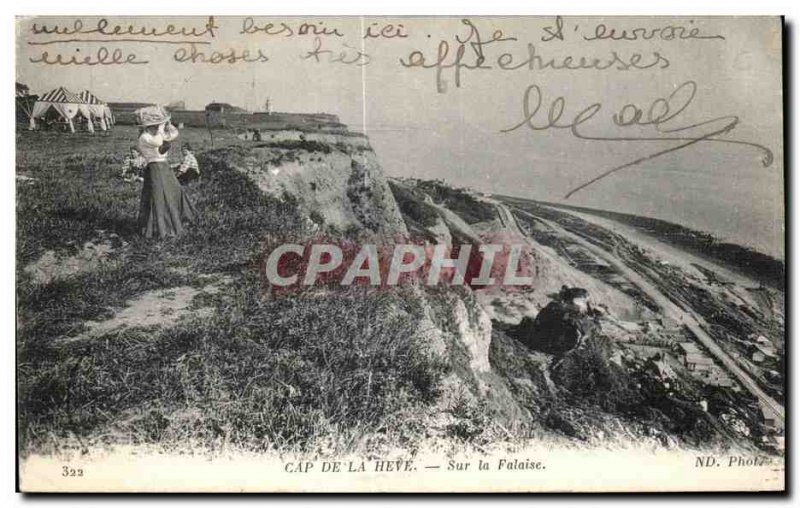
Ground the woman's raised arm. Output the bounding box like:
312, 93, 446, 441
163, 123, 179, 142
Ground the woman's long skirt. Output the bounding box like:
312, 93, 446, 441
138, 161, 196, 239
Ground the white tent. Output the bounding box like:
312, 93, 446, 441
79, 90, 113, 130
30, 87, 94, 133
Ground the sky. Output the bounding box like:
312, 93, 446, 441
16, 16, 785, 258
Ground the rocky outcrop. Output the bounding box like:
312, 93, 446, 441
388, 179, 482, 246
411, 286, 533, 430
228, 135, 408, 238
508, 287, 599, 355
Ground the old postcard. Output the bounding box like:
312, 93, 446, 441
15, 15, 785, 493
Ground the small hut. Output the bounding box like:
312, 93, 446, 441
677, 342, 714, 376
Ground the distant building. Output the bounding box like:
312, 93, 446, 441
685, 354, 714, 375
658, 316, 680, 329
751, 343, 777, 364
754, 335, 776, 353
205, 102, 249, 114
708, 368, 734, 387
759, 402, 783, 432
108, 102, 152, 111
677, 342, 714, 375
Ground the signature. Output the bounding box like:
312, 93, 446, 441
502, 80, 774, 198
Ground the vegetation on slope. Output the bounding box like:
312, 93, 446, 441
16, 129, 448, 456
411, 179, 498, 225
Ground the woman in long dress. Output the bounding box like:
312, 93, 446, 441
136, 107, 196, 239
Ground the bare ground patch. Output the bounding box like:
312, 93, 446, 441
23, 230, 129, 285
60, 275, 233, 344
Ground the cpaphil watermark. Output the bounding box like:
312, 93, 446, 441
261, 240, 536, 290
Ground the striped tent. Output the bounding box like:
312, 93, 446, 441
30, 86, 95, 133
79, 90, 113, 130
38, 86, 83, 104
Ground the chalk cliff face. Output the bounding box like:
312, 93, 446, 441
225, 136, 408, 238
203, 128, 772, 451
211, 131, 526, 431
209, 131, 635, 436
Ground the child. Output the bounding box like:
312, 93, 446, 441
121, 146, 146, 182
174, 144, 200, 184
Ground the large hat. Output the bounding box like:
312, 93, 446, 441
135, 105, 171, 126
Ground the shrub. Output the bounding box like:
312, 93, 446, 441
550, 336, 644, 413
